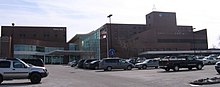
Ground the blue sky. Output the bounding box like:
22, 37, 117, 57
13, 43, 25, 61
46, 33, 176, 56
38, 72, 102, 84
0, 0, 220, 48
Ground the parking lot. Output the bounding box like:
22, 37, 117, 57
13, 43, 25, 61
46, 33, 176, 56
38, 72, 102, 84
1, 65, 220, 87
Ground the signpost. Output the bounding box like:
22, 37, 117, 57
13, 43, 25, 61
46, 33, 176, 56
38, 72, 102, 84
109, 48, 115, 57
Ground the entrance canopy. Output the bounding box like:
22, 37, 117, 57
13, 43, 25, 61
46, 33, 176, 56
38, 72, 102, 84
46, 50, 95, 56
35, 50, 95, 56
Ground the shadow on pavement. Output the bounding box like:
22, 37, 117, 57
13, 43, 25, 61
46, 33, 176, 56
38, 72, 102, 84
1, 82, 38, 86
157, 69, 204, 73
95, 69, 134, 72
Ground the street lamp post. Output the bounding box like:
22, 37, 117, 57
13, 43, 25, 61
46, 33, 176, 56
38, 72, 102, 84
192, 28, 196, 55
107, 14, 112, 58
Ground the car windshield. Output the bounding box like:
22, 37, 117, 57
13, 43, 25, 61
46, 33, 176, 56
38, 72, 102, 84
142, 60, 149, 63
15, 59, 30, 68
90, 60, 98, 64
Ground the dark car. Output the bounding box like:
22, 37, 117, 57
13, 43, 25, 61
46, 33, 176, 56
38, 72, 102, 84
83, 59, 98, 69
159, 55, 204, 71
68, 60, 77, 67
77, 59, 86, 68
20, 58, 44, 67
87, 60, 100, 70
215, 61, 220, 74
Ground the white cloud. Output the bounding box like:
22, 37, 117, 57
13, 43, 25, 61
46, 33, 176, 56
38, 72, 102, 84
0, 0, 220, 48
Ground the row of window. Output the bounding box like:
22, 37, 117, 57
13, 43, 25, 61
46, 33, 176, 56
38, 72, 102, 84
18, 34, 65, 38
157, 39, 207, 43
14, 44, 64, 52
0, 61, 26, 68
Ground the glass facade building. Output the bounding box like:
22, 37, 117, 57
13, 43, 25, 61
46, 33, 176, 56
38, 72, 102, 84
14, 44, 64, 64
81, 30, 100, 59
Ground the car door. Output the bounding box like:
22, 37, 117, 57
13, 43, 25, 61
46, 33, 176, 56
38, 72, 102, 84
187, 56, 197, 67
0, 61, 13, 79
150, 60, 159, 67
11, 61, 29, 79
147, 60, 155, 67
118, 59, 127, 69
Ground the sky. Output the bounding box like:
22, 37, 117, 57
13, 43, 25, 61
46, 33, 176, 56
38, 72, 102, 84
0, 0, 220, 48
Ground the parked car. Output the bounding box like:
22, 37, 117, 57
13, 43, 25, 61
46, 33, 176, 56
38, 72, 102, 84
87, 60, 100, 70
68, 60, 77, 67
215, 61, 220, 74
83, 59, 98, 69
135, 59, 159, 69
194, 56, 205, 61
126, 58, 137, 65
21, 58, 44, 67
77, 59, 86, 68
136, 57, 147, 63
159, 55, 204, 71
202, 56, 218, 65
0, 58, 48, 84
99, 58, 134, 71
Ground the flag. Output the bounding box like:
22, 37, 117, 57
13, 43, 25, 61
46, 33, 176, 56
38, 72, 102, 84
100, 29, 107, 39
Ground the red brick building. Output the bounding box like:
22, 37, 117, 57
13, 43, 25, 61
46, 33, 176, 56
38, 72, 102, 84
98, 11, 208, 58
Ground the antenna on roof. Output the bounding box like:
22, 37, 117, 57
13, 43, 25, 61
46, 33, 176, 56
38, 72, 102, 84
152, 4, 156, 11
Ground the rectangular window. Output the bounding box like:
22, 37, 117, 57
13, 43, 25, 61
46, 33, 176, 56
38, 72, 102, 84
13, 61, 25, 68
0, 61, 10, 68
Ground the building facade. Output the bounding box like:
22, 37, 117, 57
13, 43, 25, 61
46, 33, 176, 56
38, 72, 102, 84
96, 11, 208, 58
1, 26, 67, 64
0, 11, 208, 63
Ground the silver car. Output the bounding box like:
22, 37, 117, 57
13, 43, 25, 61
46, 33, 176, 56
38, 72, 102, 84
135, 59, 159, 69
99, 58, 134, 71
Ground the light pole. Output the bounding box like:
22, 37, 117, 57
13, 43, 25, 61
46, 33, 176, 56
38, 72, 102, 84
107, 14, 112, 58
10, 23, 15, 57
192, 28, 196, 55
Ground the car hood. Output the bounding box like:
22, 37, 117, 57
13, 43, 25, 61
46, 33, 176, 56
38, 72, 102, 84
135, 63, 143, 65
30, 65, 46, 70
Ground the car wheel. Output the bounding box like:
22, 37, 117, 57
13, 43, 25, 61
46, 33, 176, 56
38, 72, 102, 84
94, 66, 99, 70
165, 68, 170, 71
0, 75, 3, 84
71, 65, 74, 67
30, 73, 41, 84
127, 65, 132, 70
196, 64, 203, 70
217, 71, 220, 74
106, 66, 112, 71
155, 66, 158, 69
142, 65, 147, 69
173, 65, 179, 71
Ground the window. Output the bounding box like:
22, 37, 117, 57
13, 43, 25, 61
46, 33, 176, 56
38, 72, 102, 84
33, 34, 36, 37
36, 46, 45, 52
20, 34, 26, 38
0, 61, 10, 68
120, 59, 126, 63
44, 34, 49, 38
105, 59, 119, 63
13, 61, 25, 68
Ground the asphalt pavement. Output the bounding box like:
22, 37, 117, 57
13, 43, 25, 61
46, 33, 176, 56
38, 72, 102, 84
1, 65, 220, 87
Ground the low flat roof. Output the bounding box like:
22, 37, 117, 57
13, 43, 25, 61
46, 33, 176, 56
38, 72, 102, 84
36, 50, 95, 56
139, 50, 220, 56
